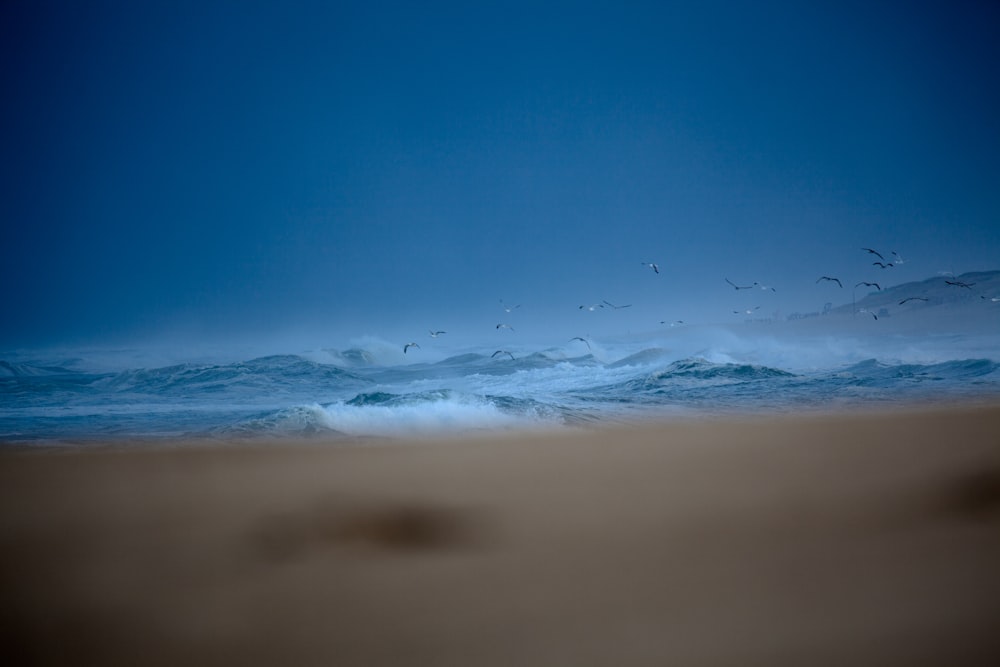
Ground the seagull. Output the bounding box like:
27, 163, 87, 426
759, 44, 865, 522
861, 247, 885, 260
945, 280, 975, 289
758, 284, 776, 292
661, 320, 685, 327
641, 262, 660, 274
403, 342, 420, 354
981, 296, 1000, 302
891, 251, 905, 265
733, 306, 761, 315
816, 276, 843, 288
725, 278, 758, 290
602, 300, 632, 309
859, 309, 878, 321
899, 297, 929, 305
500, 299, 521, 313
872, 262, 894, 269
855, 281, 881, 290
491, 350, 515, 360
496, 323, 515, 332
579, 304, 604, 311
569, 336, 592, 350
428, 330, 446, 337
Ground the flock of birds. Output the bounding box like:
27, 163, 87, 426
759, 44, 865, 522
811, 248, 904, 293
401, 247, 995, 356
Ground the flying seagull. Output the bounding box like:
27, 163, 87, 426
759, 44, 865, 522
725, 278, 758, 290
496, 323, 515, 332
855, 281, 881, 290
733, 306, 761, 315
981, 296, 1000, 302
861, 247, 885, 260
872, 262, 894, 269
945, 280, 975, 289
403, 342, 420, 354
428, 330, 446, 337
899, 297, 929, 305
579, 304, 604, 311
500, 299, 521, 313
816, 276, 843, 288
661, 320, 685, 327
891, 251, 905, 265
859, 309, 878, 321
641, 262, 660, 274
602, 300, 632, 309
569, 336, 592, 350
491, 350, 515, 361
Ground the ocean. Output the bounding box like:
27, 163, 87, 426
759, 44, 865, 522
4, 314, 1000, 446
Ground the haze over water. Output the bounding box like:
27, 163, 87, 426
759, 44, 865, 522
1, 270, 997, 444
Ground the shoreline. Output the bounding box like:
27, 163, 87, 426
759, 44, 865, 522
6, 395, 1000, 451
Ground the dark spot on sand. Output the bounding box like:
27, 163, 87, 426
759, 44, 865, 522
331, 505, 476, 550
253, 502, 487, 561
940, 467, 1000, 519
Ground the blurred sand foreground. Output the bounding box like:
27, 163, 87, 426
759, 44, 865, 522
2, 406, 1000, 666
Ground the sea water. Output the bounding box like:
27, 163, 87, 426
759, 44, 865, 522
3, 318, 1000, 446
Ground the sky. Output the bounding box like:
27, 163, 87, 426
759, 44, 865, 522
3, 0, 999, 353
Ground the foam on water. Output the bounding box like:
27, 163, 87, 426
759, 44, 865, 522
221, 391, 563, 439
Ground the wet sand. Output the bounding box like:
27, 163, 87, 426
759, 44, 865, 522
2, 405, 1000, 666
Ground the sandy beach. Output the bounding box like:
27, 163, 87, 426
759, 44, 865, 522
2, 405, 999, 666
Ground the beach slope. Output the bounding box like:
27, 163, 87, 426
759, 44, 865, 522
2, 406, 1000, 666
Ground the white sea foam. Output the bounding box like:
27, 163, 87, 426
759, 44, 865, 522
313, 394, 558, 438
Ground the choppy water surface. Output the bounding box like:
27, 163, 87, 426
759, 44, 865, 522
4, 323, 1000, 445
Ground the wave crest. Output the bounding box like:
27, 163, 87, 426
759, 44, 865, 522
225, 390, 564, 439
94, 355, 366, 395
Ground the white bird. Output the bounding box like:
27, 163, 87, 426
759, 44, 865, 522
641, 262, 660, 274
428, 330, 446, 337
500, 299, 521, 313
602, 300, 632, 309
891, 251, 905, 265
733, 306, 761, 315
661, 320, 685, 327
579, 304, 604, 311
496, 323, 515, 332
403, 343, 420, 354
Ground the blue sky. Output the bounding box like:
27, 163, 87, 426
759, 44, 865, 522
3, 1, 999, 350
